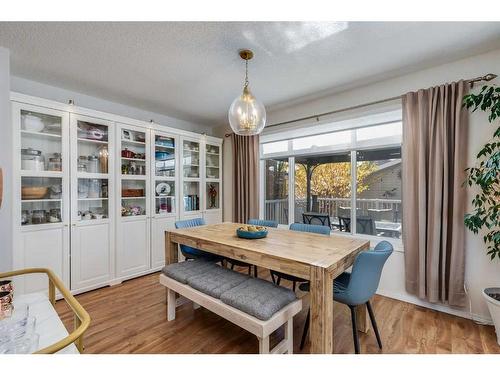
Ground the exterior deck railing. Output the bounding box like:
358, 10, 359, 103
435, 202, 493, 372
264, 197, 402, 225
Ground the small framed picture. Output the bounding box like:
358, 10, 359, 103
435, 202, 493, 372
122, 129, 132, 141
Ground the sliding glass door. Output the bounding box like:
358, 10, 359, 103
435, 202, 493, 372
264, 158, 289, 225
294, 152, 351, 231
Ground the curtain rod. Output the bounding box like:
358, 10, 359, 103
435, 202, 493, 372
265, 73, 497, 129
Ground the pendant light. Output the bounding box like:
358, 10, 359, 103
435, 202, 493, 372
228, 49, 266, 136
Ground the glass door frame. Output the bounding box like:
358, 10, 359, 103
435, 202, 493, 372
117, 122, 150, 221
204, 140, 222, 212
180, 135, 202, 217
69, 113, 115, 226
13, 101, 70, 231
151, 129, 179, 219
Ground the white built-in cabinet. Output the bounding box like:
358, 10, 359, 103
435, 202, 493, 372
12, 94, 223, 295
203, 141, 222, 224
13, 102, 70, 294
70, 114, 114, 292
180, 137, 223, 224
115, 123, 150, 279
150, 130, 178, 269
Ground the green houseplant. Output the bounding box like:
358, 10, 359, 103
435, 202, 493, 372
463, 85, 500, 345
463, 85, 500, 260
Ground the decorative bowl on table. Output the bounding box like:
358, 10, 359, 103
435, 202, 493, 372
236, 225, 268, 239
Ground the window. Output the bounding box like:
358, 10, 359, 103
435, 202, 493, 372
292, 131, 351, 151
260, 114, 402, 239
355, 148, 402, 238
262, 140, 288, 155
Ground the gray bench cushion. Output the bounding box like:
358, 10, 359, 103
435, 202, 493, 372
162, 259, 219, 284
220, 278, 297, 321
187, 266, 250, 298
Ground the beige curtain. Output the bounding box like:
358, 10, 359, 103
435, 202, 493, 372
231, 134, 260, 223
402, 80, 468, 307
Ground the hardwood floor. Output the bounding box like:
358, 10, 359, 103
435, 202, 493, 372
55, 271, 500, 354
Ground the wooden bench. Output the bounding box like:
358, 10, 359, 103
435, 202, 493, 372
159, 273, 302, 354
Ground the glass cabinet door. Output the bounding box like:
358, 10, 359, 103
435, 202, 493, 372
154, 133, 176, 216
205, 144, 220, 179
205, 143, 221, 211
120, 127, 148, 217
74, 117, 111, 221
183, 140, 200, 178
19, 108, 66, 226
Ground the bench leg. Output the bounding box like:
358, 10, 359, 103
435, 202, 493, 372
193, 302, 200, 310
166, 287, 176, 321
258, 336, 270, 354
284, 318, 293, 354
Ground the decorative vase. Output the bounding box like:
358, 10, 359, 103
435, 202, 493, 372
483, 288, 500, 346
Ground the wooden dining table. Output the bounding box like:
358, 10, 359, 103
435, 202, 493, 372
164, 222, 370, 354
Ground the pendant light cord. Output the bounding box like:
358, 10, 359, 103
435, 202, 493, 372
244, 59, 249, 88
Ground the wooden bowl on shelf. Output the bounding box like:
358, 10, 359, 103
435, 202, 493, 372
21, 186, 48, 200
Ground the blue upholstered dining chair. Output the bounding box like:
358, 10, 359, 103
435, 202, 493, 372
226, 219, 278, 277
299, 240, 393, 353
174, 218, 223, 262
270, 223, 331, 291
247, 219, 279, 228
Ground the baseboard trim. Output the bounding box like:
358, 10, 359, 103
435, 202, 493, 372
376, 289, 493, 325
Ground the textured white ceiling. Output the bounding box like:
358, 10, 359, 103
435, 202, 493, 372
1, 22, 500, 127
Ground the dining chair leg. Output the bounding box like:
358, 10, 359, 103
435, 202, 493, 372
270, 272, 276, 284
231, 264, 235, 270
292, 281, 296, 291
276, 276, 281, 286
247, 266, 251, 276
349, 305, 360, 354
300, 309, 310, 350
254, 265, 258, 278
366, 301, 382, 349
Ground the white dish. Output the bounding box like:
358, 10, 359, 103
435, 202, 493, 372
23, 115, 45, 132
156, 182, 171, 196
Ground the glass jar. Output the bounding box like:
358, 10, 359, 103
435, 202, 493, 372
88, 179, 101, 198
78, 179, 89, 199
48, 209, 61, 223
47, 153, 62, 171
127, 162, 136, 175
87, 155, 99, 173
101, 180, 108, 198
21, 210, 31, 225
21, 148, 45, 171
77, 156, 88, 172
31, 210, 47, 225
98, 148, 108, 174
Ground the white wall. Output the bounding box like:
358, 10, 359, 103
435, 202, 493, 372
0, 47, 12, 272
265, 48, 500, 322
11, 76, 213, 135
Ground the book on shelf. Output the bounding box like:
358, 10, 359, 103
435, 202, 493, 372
183, 194, 199, 211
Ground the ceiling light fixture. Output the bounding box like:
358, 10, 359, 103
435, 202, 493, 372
228, 49, 266, 136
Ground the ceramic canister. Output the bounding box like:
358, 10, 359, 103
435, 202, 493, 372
0, 280, 13, 294
0, 291, 13, 311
